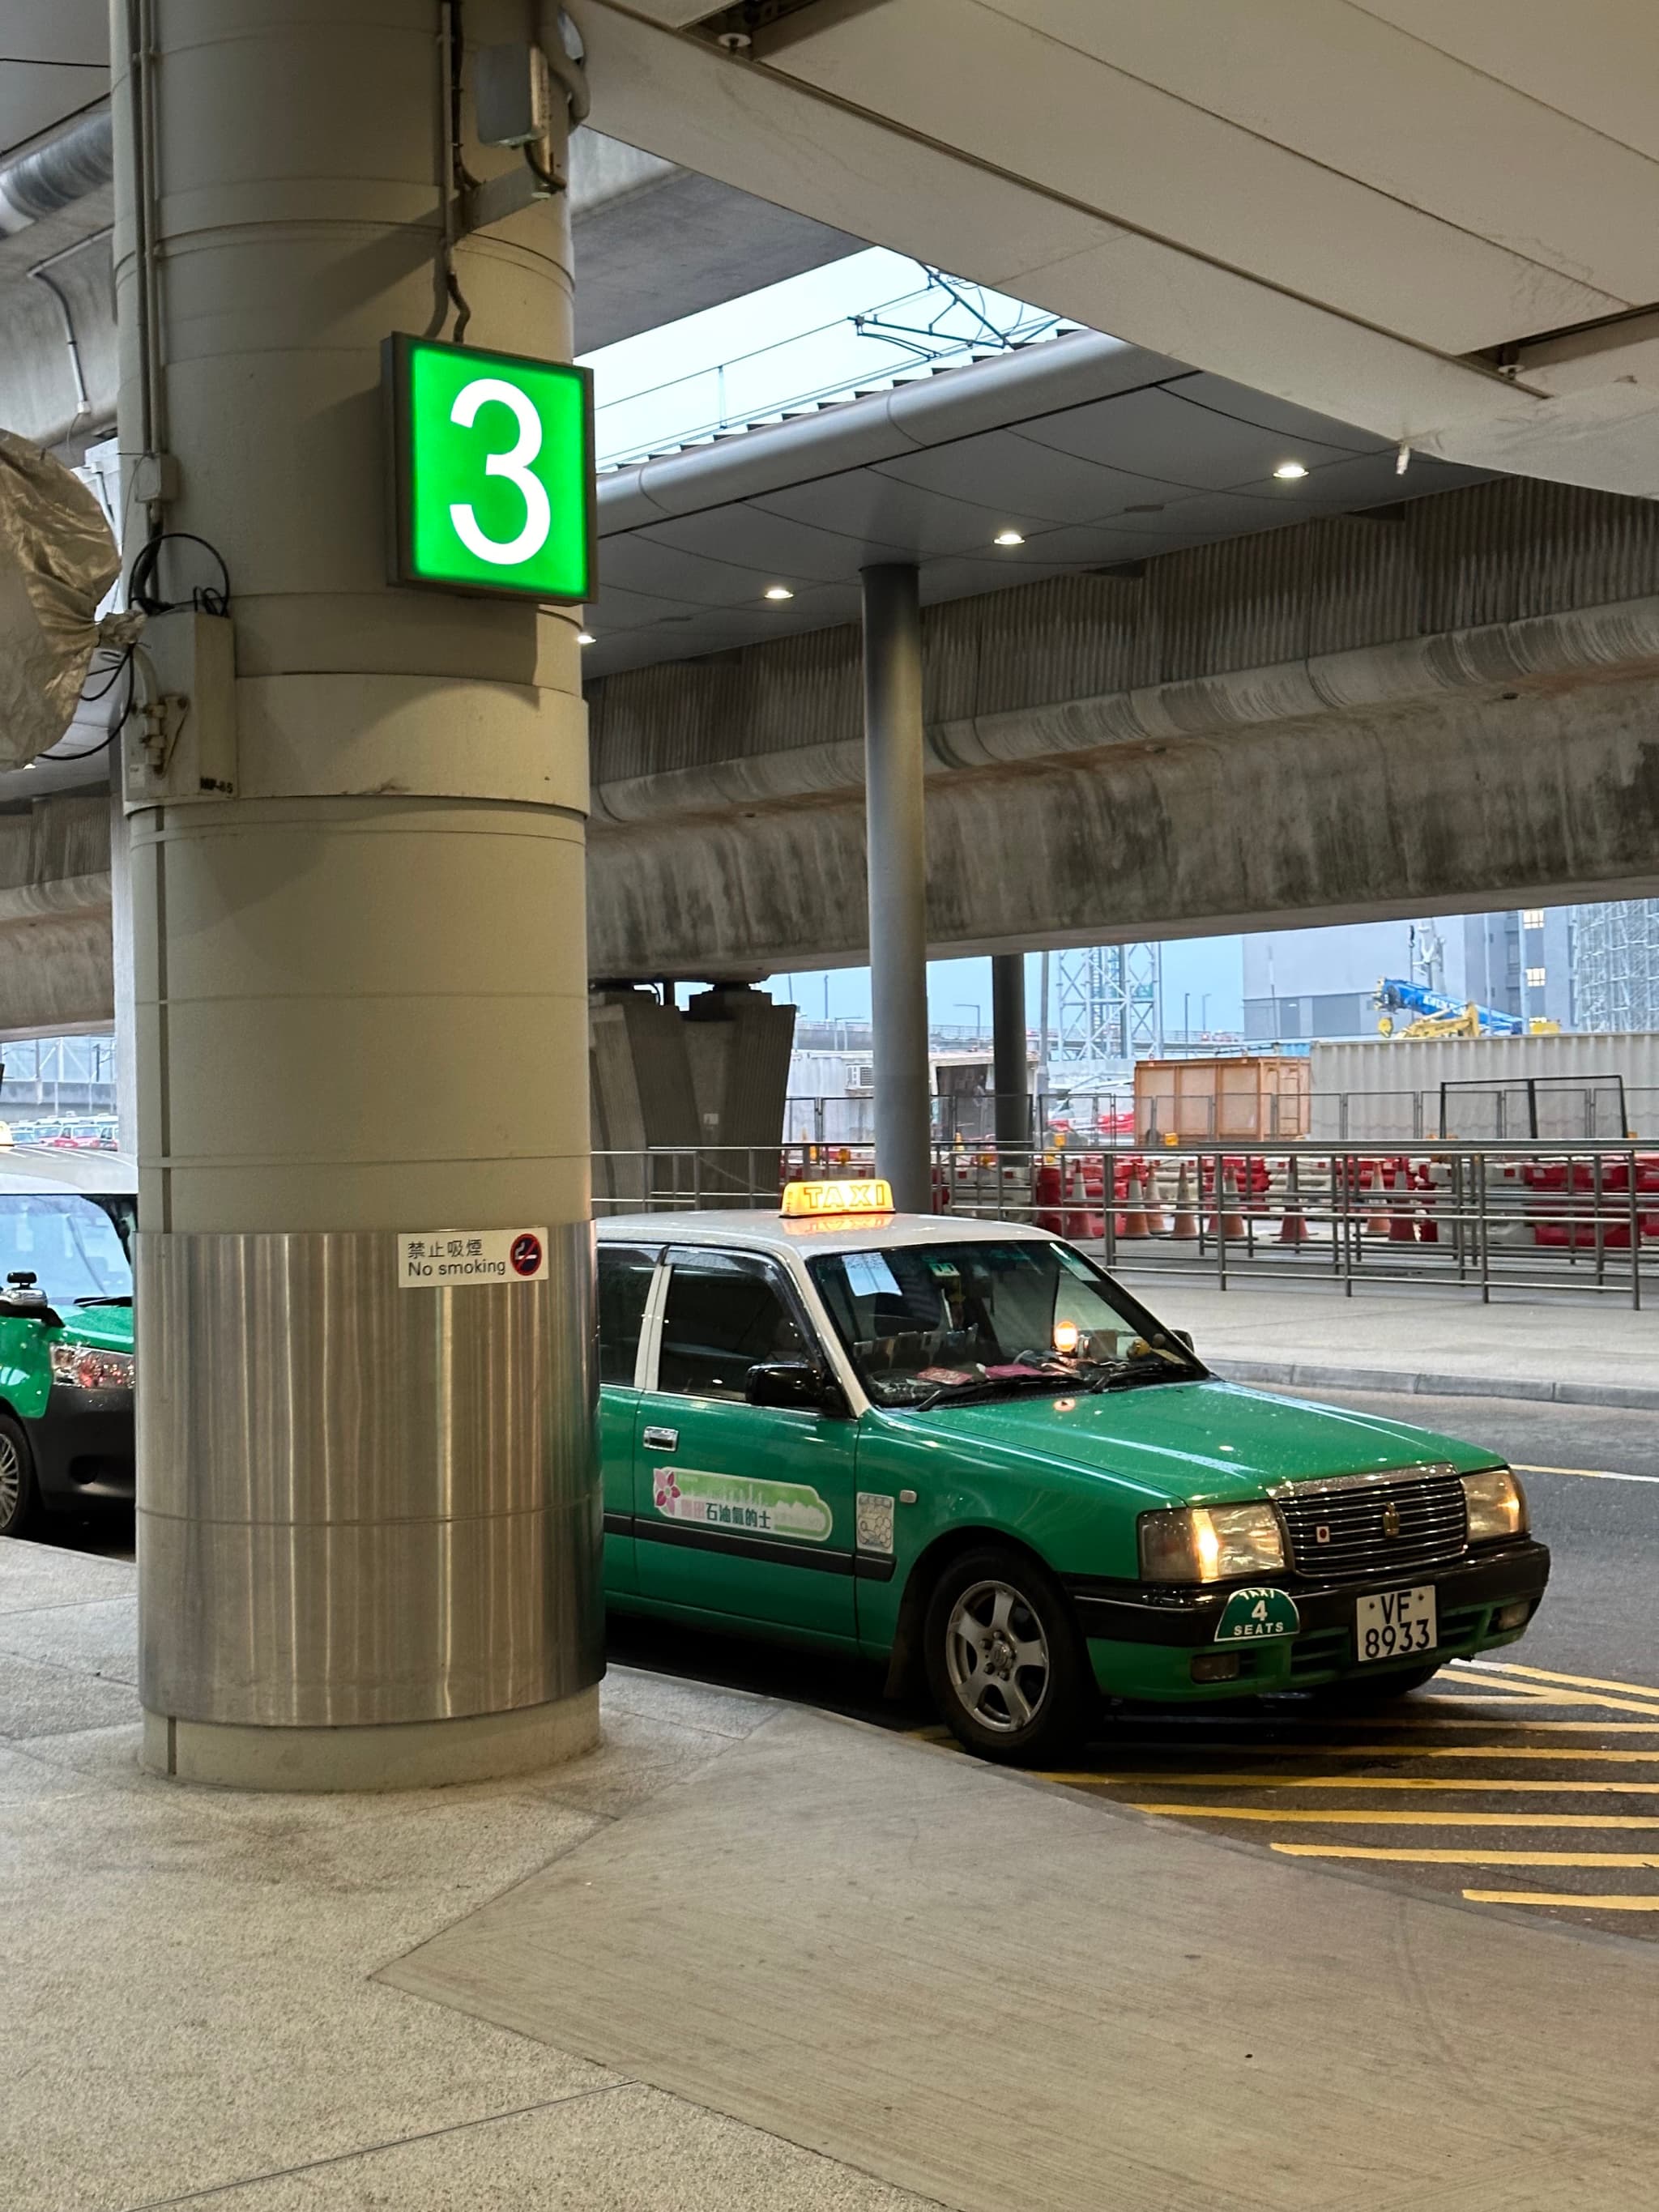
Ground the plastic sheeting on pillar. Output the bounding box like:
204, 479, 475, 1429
0, 428, 120, 769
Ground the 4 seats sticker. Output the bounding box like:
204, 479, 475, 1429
652, 1467, 833, 1541
1214, 1585, 1301, 1642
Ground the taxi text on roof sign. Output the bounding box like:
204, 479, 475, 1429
780, 1178, 894, 1218
384, 335, 595, 603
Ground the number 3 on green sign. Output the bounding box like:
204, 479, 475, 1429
386, 334, 595, 604
448, 378, 552, 565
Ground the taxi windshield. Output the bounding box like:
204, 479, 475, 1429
806, 1238, 1200, 1409
0, 1191, 133, 1309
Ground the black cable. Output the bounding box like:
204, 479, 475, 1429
79, 646, 133, 701
129, 531, 231, 617
44, 730, 119, 761
55, 644, 137, 758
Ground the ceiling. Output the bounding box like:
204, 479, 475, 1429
576, 0, 1659, 499
586, 329, 1480, 677
1, 2, 106, 162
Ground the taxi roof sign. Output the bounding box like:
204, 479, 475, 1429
780, 1178, 894, 1219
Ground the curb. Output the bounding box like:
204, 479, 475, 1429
1208, 1357, 1659, 1413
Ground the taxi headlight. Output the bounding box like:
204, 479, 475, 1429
49, 1342, 134, 1391
1461, 1466, 1527, 1542
1139, 1502, 1285, 1584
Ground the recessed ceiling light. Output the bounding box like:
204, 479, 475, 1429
764, 584, 794, 601
1273, 460, 1308, 480
577, 630, 595, 646
993, 529, 1025, 546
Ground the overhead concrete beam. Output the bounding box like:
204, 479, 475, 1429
0, 132, 859, 454
569, 132, 859, 352
582, 477, 1659, 975
586, 671, 1659, 976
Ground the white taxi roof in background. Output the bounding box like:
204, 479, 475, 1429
595, 1205, 1051, 1260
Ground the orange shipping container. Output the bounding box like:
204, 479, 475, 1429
1133, 1057, 1310, 1145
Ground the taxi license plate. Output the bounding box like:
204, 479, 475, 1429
1354, 1585, 1437, 1664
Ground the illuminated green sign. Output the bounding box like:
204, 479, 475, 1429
384, 334, 595, 603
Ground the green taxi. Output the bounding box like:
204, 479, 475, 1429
0, 1187, 135, 1538
597, 1184, 1549, 1763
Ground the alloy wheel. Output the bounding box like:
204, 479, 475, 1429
944, 1577, 1051, 1734
0, 1430, 22, 1531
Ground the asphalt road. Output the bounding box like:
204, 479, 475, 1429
34, 1385, 1659, 1936
616, 1385, 1659, 1939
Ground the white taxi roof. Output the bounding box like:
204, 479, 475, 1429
595, 1208, 1051, 1259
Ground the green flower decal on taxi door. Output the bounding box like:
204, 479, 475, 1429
652, 1467, 833, 1541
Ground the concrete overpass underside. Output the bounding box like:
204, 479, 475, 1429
586, 476, 1659, 976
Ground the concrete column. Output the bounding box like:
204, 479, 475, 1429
991, 953, 1028, 1150
115, 0, 599, 1788
861, 562, 932, 1213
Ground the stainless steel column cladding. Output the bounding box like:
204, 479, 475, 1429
861, 561, 932, 1214
137, 1227, 600, 1728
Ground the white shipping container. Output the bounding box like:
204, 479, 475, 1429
1308, 1034, 1659, 1141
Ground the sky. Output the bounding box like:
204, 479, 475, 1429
771, 942, 1246, 1042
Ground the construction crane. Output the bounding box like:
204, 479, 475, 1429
1373, 979, 1559, 1038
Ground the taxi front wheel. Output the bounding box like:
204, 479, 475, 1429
0, 1414, 39, 1540
923, 1546, 1094, 1766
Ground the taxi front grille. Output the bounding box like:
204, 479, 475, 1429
1276, 1468, 1468, 1581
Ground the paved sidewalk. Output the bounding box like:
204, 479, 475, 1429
1122, 1275, 1659, 1408
6, 1538, 1659, 2210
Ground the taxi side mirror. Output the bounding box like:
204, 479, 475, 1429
746, 1359, 846, 1415
1173, 1330, 1194, 1353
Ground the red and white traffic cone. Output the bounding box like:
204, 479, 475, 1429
1141, 1161, 1168, 1236
1279, 1155, 1308, 1244
1210, 1166, 1246, 1240
1388, 1160, 1418, 1243
1121, 1167, 1149, 1238
1171, 1163, 1199, 1239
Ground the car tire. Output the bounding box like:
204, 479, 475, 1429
1316, 1661, 1443, 1702
923, 1544, 1094, 1766
0, 1413, 40, 1540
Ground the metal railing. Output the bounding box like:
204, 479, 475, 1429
594, 1140, 1653, 1307
783, 1085, 1659, 1147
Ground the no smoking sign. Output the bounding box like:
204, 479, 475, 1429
397, 1226, 551, 1289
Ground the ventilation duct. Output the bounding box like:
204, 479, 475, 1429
0, 109, 115, 237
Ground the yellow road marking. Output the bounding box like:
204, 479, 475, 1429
1512, 1460, 1659, 1486
1443, 1686, 1659, 1719
1273, 1846, 1659, 1867
1113, 1718, 1659, 1732
1127, 1806, 1659, 1826
1090, 1744, 1659, 1763
1102, 1775, 1659, 1792
1463, 1890, 1659, 1910
1474, 1660, 1659, 1698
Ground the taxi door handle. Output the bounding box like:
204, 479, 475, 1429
642, 1426, 679, 1452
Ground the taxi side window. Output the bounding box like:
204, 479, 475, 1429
597, 1245, 659, 1387
657, 1253, 806, 1401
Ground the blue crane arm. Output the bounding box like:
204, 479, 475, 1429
1374, 978, 1525, 1034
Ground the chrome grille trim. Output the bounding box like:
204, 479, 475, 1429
1271, 1464, 1469, 1581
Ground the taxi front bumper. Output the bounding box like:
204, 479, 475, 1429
1064, 1538, 1550, 1698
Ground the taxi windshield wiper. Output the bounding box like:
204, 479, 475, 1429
919, 1371, 1077, 1408
1081, 1357, 1194, 1392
